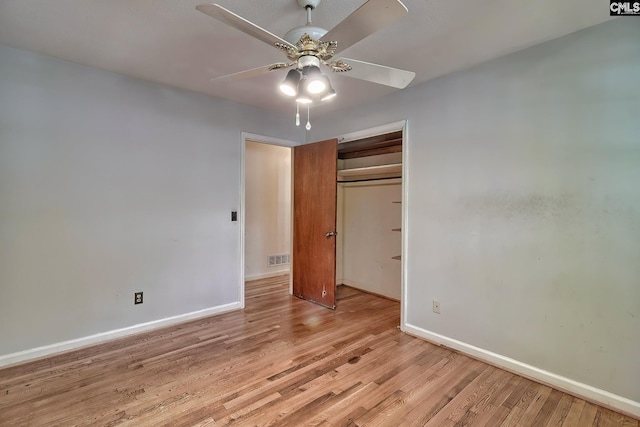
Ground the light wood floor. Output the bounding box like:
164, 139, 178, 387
1, 275, 637, 426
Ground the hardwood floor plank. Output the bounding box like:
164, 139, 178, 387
459, 370, 516, 426
503, 378, 537, 411
623, 416, 640, 427
595, 407, 627, 427
305, 382, 377, 426
505, 381, 554, 425
422, 365, 497, 426
562, 397, 587, 426
0, 274, 637, 426
352, 389, 407, 426
578, 402, 600, 426
375, 358, 486, 425
480, 375, 527, 426
548, 393, 574, 425
531, 388, 564, 425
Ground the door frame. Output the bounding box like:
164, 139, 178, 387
239, 132, 298, 308
333, 120, 409, 331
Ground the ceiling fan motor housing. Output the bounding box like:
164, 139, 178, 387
284, 25, 328, 45
298, 55, 321, 69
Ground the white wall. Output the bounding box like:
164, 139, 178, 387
308, 19, 640, 415
0, 45, 302, 362
339, 181, 402, 300
244, 141, 291, 280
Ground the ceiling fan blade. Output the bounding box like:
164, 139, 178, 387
211, 64, 288, 83
336, 58, 415, 89
320, 0, 408, 55
196, 4, 295, 50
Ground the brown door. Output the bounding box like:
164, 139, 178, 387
292, 138, 338, 309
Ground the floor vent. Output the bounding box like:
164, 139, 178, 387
268, 254, 290, 267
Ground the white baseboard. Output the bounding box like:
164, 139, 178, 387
341, 279, 400, 301
245, 270, 290, 281
0, 302, 242, 368
403, 323, 640, 419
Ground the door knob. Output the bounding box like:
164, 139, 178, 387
326, 231, 338, 238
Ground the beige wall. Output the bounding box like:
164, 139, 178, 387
245, 141, 291, 280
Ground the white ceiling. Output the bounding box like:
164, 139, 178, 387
0, 0, 613, 116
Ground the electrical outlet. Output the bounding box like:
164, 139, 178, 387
134, 292, 143, 305
433, 300, 440, 314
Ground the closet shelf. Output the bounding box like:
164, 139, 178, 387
337, 163, 402, 182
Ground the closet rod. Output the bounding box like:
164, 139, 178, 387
338, 176, 401, 184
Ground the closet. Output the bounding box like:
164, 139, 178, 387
335, 131, 402, 301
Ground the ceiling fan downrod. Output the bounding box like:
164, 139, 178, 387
306, 4, 313, 25
302, 0, 323, 28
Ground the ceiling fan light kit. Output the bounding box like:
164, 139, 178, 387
196, 0, 416, 128
303, 66, 325, 94
279, 69, 300, 97
295, 80, 314, 104
321, 85, 336, 101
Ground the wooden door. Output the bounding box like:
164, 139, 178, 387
292, 138, 338, 309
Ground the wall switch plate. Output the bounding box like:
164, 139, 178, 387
231, 211, 237, 221
433, 300, 440, 314
135, 292, 143, 305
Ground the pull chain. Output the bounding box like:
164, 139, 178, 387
305, 104, 311, 130
295, 103, 300, 126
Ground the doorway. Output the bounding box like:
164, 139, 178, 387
333, 120, 407, 327
240, 133, 296, 306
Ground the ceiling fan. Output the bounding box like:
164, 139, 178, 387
196, 0, 415, 127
